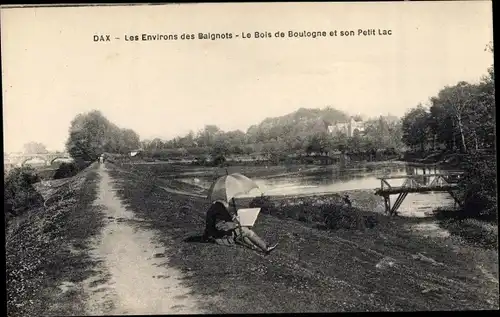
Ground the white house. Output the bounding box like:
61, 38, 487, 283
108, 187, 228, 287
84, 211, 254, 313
327, 117, 365, 137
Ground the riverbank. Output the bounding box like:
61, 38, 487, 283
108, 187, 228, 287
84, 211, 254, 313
146, 158, 498, 263
122, 157, 498, 238
115, 162, 384, 220
402, 151, 497, 249
116, 159, 410, 195
115, 159, 408, 176
116, 161, 321, 179
113, 159, 490, 245
6, 163, 104, 317
105, 162, 498, 312
434, 209, 498, 250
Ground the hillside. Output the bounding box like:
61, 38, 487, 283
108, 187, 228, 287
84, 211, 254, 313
144, 107, 404, 153
246, 107, 350, 141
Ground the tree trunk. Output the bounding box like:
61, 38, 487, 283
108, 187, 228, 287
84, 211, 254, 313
457, 115, 467, 153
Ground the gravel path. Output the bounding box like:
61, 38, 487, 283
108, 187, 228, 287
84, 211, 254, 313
82, 164, 206, 315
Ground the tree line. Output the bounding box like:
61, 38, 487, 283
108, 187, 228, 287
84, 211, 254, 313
61, 106, 403, 162
139, 115, 403, 161
401, 48, 494, 155
57, 108, 402, 168
401, 47, 495, 220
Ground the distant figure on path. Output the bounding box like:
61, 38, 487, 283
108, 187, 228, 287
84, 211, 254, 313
203, 200, 278, 255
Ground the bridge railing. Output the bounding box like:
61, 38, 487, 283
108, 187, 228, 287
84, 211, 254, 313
376, 172, 465, 215
377, 172, 464, 191
4, 153, 73, 167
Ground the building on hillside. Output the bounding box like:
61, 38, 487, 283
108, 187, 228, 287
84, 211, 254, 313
327, 117, 365, 137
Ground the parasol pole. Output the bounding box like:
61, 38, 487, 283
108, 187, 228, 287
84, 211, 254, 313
230, 196, 244, 237
230, 197, 239, 222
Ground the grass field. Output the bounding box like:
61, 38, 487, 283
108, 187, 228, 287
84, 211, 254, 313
105, 162, 499, 312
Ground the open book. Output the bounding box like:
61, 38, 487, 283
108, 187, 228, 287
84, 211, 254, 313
236, 208, 261, 227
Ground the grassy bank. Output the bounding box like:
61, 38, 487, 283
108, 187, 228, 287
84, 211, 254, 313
106, 162, 498, 312
6, 163, 104, 317
111, 161, 385, 230
433, 209, 498, 250
111, 160, 496, 248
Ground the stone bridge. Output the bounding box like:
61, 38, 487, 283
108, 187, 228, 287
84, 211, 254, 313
4, 152, 73, 167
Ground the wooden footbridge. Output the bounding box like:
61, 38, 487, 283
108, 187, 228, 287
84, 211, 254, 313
374, 172, 465, 216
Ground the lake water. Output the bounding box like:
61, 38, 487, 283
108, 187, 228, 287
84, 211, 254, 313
179, 163, 461, 217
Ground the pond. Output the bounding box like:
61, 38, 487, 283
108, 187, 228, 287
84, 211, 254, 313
179, 163, 462, 217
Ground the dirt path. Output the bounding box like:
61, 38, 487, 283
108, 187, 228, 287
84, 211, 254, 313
82, 164, 206, 315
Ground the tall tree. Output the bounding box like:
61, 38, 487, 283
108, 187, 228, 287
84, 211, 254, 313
433, 82, 476, 153
401, 105, 431, 151
121, 128, 141, 152
196, 125, 221, 147
150, 138, 164, 151
141, 139, 152, 150
65, 110, 141, 160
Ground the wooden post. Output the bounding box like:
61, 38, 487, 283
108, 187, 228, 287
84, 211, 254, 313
447, 190, 463, 208
391, 192, 408, 215
384, 195, 391, 215
392, 193, 403, 215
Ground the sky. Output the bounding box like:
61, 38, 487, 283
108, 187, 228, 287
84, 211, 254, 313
1, 1, 494, 153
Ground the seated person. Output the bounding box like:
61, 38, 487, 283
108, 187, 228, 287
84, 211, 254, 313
203, 200, 278, 255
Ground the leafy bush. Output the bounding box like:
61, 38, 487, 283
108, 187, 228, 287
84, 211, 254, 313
53, 162, 78, 179
249, 196, 283, 218
212, 155, 226, 167
150, 150, 170, 161
459, 154, 497, 220
323, 207, 367, 230
4, 167, 44, 223
249, 195, 378, 230
53, 160, 91, 179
